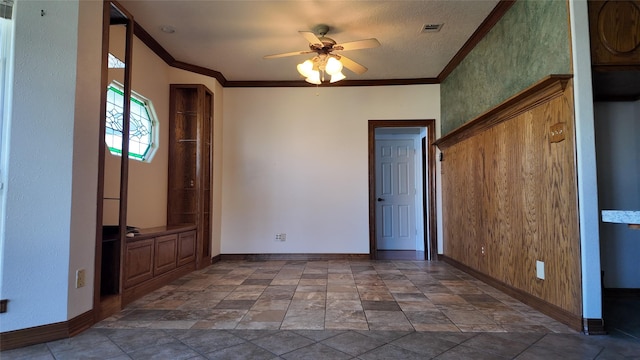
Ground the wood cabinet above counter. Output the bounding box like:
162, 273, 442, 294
589, 0, 640, 66
588, 0, 640, 101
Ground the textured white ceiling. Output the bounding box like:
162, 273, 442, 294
118, 0, 500, 82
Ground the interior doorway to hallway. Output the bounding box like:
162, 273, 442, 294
368, 120, 436, 261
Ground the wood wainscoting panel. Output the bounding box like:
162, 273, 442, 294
437, 75, 582, 322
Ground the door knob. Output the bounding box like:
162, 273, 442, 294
377, 197, 385, 202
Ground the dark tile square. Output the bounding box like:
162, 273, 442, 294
459, 294, 500, 303
205, 269, 232, 274
107, 329, 176, 352
379, 274, 407, 280
393, 293, 428, 301
214, 300, 256, 310
351, 265, 375, 272
242, 278, 273, 285
417, 285, 453, 293
285, 261, 307, 266
302, 273, 328, 279
358, 344, 425, 360
251, 331, 315, 355
362, 300, 401, 311
391, 332, 458, 357
128, 341, 200, 360
462, 333, 531, 358
171, 329, 246, 354
117, 309, 171, 321
431, 344, 504, 360
163, 309, 214, 321
321, 331, 386, 356
431, 274, 461, 280
294, 330, 346, 342
281, 343, 351, 360
205, 342, 277, 360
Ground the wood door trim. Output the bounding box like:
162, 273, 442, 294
368, 120, 437, 260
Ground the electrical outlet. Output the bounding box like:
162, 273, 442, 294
275, 233, 286, 242
76, 269, 86, 288
536, 261, 545, 280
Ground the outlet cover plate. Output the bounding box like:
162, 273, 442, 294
76, 269, 86, 288
536, 261, 545, 280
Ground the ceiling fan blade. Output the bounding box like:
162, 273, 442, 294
263, 50, 315, 59
299, 31, 324, 47
339, 55, 368, 75
334, 38, 380, 51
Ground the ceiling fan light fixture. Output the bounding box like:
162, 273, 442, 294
297, 59, 314, 78
305, 71, 321, 85
325, 56, 343, 75
330, 71, 346, 83
266, 25, 378, 84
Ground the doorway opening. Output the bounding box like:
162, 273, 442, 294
368, 120, 436, 260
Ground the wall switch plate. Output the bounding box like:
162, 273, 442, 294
536, 260, 545, 280
76, 269, 86, 288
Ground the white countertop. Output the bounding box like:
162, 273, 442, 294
601, 210, 640, 225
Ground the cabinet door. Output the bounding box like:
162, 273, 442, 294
154, 234, 178, 275
177, 230, 196, 267
589, 0, 640, 65
124, 239, 154, 288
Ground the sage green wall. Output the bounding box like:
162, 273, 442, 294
440, 0, 571, 135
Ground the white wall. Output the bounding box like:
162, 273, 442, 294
221, 85, 440, 254
1, 0, 83, 331
595, 101, 640, 288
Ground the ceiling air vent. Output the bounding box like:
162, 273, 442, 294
421, 23, 443, 33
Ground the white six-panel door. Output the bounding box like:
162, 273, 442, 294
375, 139, 416, 250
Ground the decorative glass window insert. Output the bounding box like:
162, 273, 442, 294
105, 84, 157, 161
108, 53, 125, 69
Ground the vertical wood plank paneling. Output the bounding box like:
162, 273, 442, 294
438, 78, 581, 317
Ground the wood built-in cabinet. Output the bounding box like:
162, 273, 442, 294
122, 226, 196, 305
588, 0, 640, 66
168, 84, 213, 269
588, 0, 640, 101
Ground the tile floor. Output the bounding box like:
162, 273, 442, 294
3, 260, 639, 359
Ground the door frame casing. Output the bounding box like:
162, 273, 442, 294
368, 119, 437, 260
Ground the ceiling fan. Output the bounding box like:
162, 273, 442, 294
264, 24, 380, 84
